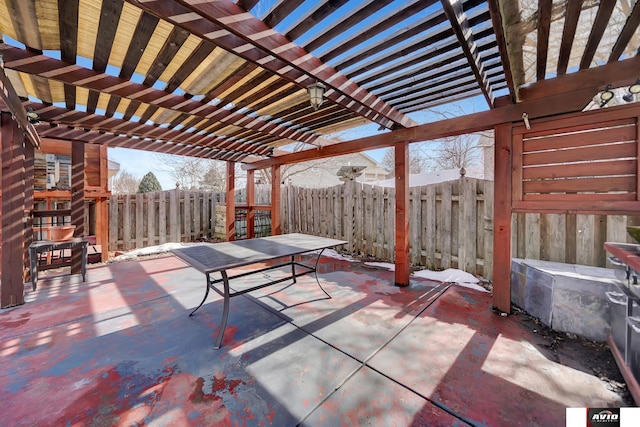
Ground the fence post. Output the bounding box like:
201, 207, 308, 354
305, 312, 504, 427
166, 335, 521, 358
109, 195, 119, 251
170, 189, 179, 243
337, 166, 365, 253
159, 191, 167, 244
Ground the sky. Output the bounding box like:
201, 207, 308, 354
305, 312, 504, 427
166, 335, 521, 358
109, 95, 489, 190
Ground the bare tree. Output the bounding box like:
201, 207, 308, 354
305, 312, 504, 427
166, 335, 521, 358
383, 104, 490, 173
419, 133, 483, 170
381, 146, 429, 174
156, 155, 206, 190
111, 170, 141, 194
198, 162, 225, 191
155, 154, 244, 191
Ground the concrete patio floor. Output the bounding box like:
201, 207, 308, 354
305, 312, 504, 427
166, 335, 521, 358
0, 252, 628, 426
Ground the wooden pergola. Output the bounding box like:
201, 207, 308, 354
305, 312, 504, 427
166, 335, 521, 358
1, 1, 639, 310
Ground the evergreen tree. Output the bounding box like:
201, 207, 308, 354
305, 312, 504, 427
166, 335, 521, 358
137, 172, 163, 193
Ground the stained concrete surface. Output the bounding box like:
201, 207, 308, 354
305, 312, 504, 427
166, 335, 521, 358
0, 253, 628, 426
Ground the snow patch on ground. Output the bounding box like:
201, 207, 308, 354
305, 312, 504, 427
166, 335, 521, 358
110, 242, 187, 262
318, 248, 357, 262
363, 263, 488, 293
109, 243, 488, 293
413, 268, 479, 283
413, 268, 488, 292
364, 262, 395, 270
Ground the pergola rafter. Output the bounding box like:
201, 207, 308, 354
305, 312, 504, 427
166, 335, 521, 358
129, 0, 416, 130
0, 44, 334, 148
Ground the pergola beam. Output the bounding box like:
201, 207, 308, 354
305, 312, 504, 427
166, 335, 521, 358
535, 0, 553, 81
440, 0, 493, 108
244, 84, 598, 170
38, 127, 250, 162
487, 0, 515, 101
520, 55, 640, 102
556, 0, 583, 76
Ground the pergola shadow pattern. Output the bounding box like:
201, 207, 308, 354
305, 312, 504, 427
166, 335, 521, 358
0, 254, 625, 426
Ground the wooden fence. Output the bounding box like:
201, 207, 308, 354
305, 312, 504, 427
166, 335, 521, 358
282, 178, 494, 277
108, 186, 271, 251
109, 180, 638, 278
511, 213, 639, 267
109, 190, 223, 251
281, 180, 639, 278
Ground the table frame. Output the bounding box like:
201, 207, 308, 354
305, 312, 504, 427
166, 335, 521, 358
28, 238, 88, 290
172, 234, 346, 349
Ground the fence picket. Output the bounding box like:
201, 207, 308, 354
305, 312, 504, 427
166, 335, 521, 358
123, 195, 132, 251
146, 192, 155, 247
135, 194, 144, 249
410, 188, 420, 265
159, 191, 167, 244
440, 183, 452, 269
170, 189, 179, 243
424, 185, 436, 269
483, 182, 493, 278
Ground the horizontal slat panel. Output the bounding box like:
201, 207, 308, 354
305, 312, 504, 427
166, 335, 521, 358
523, 142, 635, 166
523, 193, 636, 202
523, 125, 636, 152
513, 200, 640, 215
513, 106, 637, 136
523, 176, 635, 193
522, 159, 637, 179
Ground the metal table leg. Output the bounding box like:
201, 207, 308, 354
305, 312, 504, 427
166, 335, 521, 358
81, 242, 87, 282
190, 273, 212, 316
29, 247, 38, 291
291, 255, 297, 284
214, 270, 230, 350
313, 248, 331, 299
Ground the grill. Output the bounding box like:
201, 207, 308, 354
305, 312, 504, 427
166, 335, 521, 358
604, 242, 640, 383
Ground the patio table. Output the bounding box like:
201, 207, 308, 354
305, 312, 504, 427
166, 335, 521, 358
28, 238, 88, 291
171, 233, 347, 349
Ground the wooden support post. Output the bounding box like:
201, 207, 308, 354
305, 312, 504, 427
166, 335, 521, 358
70, 140, 85, 275
23, 138, 34, 281
96, 198, 108, 262
394, 141, 410, 287
246, 169, 255, 239
226, 161, 235, 241
0, 112, 28, 307
493, 123, 513, 313
271, 164, 281, 235
97, 145, 109, 262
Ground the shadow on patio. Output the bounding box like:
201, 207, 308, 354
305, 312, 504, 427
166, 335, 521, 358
0, 253, 627, 426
